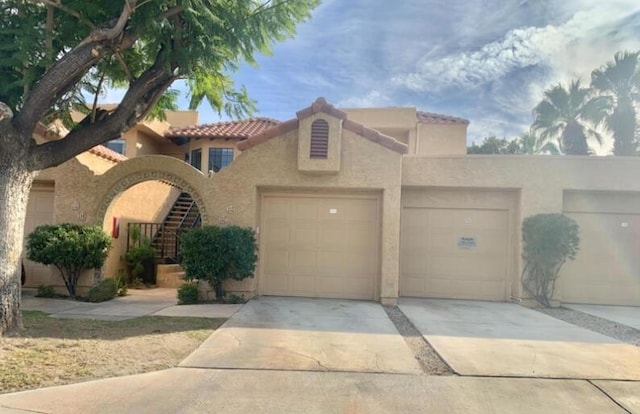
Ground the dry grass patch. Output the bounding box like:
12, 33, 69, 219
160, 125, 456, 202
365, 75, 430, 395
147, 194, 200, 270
0, 311, 224, 394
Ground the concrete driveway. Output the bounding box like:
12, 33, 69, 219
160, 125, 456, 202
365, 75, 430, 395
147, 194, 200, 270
399, 298, 640, 380
566, 304, 640, 330
180, 296, 422, 374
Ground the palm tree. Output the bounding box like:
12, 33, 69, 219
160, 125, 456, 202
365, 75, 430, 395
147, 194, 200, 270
518, 129, 559, 155
591, 51, 640, 156
532, 80, 608, 155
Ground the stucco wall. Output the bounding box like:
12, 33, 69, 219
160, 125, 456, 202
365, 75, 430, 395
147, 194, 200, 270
207, 127, 404, 302
402, 154, 640, 299
30, 152, 178, 294
102, 181, 180, 280
416, 123, 467, 155
86, 124, 405, 302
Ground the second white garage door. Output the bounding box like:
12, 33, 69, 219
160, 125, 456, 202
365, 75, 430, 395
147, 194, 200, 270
400, 189, 515, 301
261, 193, 379, 300
560, 191, 640, 306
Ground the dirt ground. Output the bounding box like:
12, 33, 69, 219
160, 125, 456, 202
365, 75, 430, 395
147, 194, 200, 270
0, 311, 224, 393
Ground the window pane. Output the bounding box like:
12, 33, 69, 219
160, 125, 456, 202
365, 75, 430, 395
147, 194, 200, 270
191, 149, 202, 170
209, 148, 234, 172
105, 139, 126, 155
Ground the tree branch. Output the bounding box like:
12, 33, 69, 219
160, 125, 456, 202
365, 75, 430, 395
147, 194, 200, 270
13, 1, 139, 137
78, 0, 137, 46
28, 54, 176, 171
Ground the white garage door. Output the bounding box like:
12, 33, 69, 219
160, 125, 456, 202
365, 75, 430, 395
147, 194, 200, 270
400, 189, 515, 301
261, 193, 379, 300
24, 183, 55, 287
560, 191, 640, 305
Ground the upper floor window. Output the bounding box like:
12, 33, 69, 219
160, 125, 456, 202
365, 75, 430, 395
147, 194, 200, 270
105, 139, 126, 155
191, 149, 202, 170
209, 148, 234, 173
310, 119, 329, 158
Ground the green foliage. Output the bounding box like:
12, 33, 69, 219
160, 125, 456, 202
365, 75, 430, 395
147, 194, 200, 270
115, 275, 128, 297
35, 285, 55, 298
591, 51, 640, 156
522, 214, 580, 307
27, 224, 112, 299
467, 136, 522, 154
181, 226, 258, 300
177, 282, 199, 305
0, 0, 320, 121
532, 80, 608, 155
86, 279, 118, 303
226, 293, 246, 304
123, 225, 157, 284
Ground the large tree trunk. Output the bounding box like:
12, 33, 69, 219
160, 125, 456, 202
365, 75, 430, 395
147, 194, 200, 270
0, 121, 36, 336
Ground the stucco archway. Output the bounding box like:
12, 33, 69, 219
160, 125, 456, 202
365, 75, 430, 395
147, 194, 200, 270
94, 155, 209, 226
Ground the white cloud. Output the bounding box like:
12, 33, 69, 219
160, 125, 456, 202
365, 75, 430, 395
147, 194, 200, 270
338, 91, 391, 108
392, 25, 565, 92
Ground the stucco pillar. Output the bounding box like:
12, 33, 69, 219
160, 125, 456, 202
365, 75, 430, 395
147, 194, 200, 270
380, 185, 402, 305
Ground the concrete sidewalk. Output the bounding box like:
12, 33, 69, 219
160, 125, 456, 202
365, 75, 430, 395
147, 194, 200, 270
566, 304, 640, 330
0, 368, 635, 414
21, 288, 242, 320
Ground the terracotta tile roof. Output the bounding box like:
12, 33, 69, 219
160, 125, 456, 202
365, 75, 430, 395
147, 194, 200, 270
88, 145, 127, 163
417, 111, 469, 125
238, 98, 408, 154
166, 118, 280, 139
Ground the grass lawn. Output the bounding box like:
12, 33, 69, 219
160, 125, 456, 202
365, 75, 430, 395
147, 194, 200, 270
0, 311, 224, 394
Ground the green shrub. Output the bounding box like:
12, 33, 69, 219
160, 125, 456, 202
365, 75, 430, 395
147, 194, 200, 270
522, 214, 580, 307
226, 293, 246, 304
123, 225, 157, 284
27, 224, 112, 299
177, 282, 199, 305
36, 285, 55, 298
181, 226, 258, 300
115, 275, 128, 297
87, 279, 118, 303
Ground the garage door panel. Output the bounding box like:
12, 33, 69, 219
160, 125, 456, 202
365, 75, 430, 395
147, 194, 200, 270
265, 221, 289, 245
265, 250, 289, 274
291, 250, 317, 275
428, 209, 508, 231
292, 276, 315, 295
427, 230, 507, 256
292, 223, 317, 247
401, 202, 510, 301
262, 194, 379, 300
316, 276, 373, 300
560, 209, 640, 305
429, 278, 505, 301
427, 257, 506, 280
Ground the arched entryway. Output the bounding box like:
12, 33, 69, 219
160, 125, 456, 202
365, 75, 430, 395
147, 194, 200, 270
92, 156, 209, 283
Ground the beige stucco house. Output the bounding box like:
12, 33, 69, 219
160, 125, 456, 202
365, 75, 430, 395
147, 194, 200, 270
24, 98, 640, 306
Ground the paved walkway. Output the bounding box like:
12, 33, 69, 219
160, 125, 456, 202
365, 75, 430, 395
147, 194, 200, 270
0, 369, 634, 414
566, 303, 640, 330
3, 296, 640, 413
399, 298, 640, 380
21, 288, 242, 320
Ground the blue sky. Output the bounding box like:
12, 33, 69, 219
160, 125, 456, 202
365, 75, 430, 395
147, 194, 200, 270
107, 0, 640, 144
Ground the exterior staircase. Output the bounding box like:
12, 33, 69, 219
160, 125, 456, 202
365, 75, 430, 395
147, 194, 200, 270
152, 192, 201, 263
